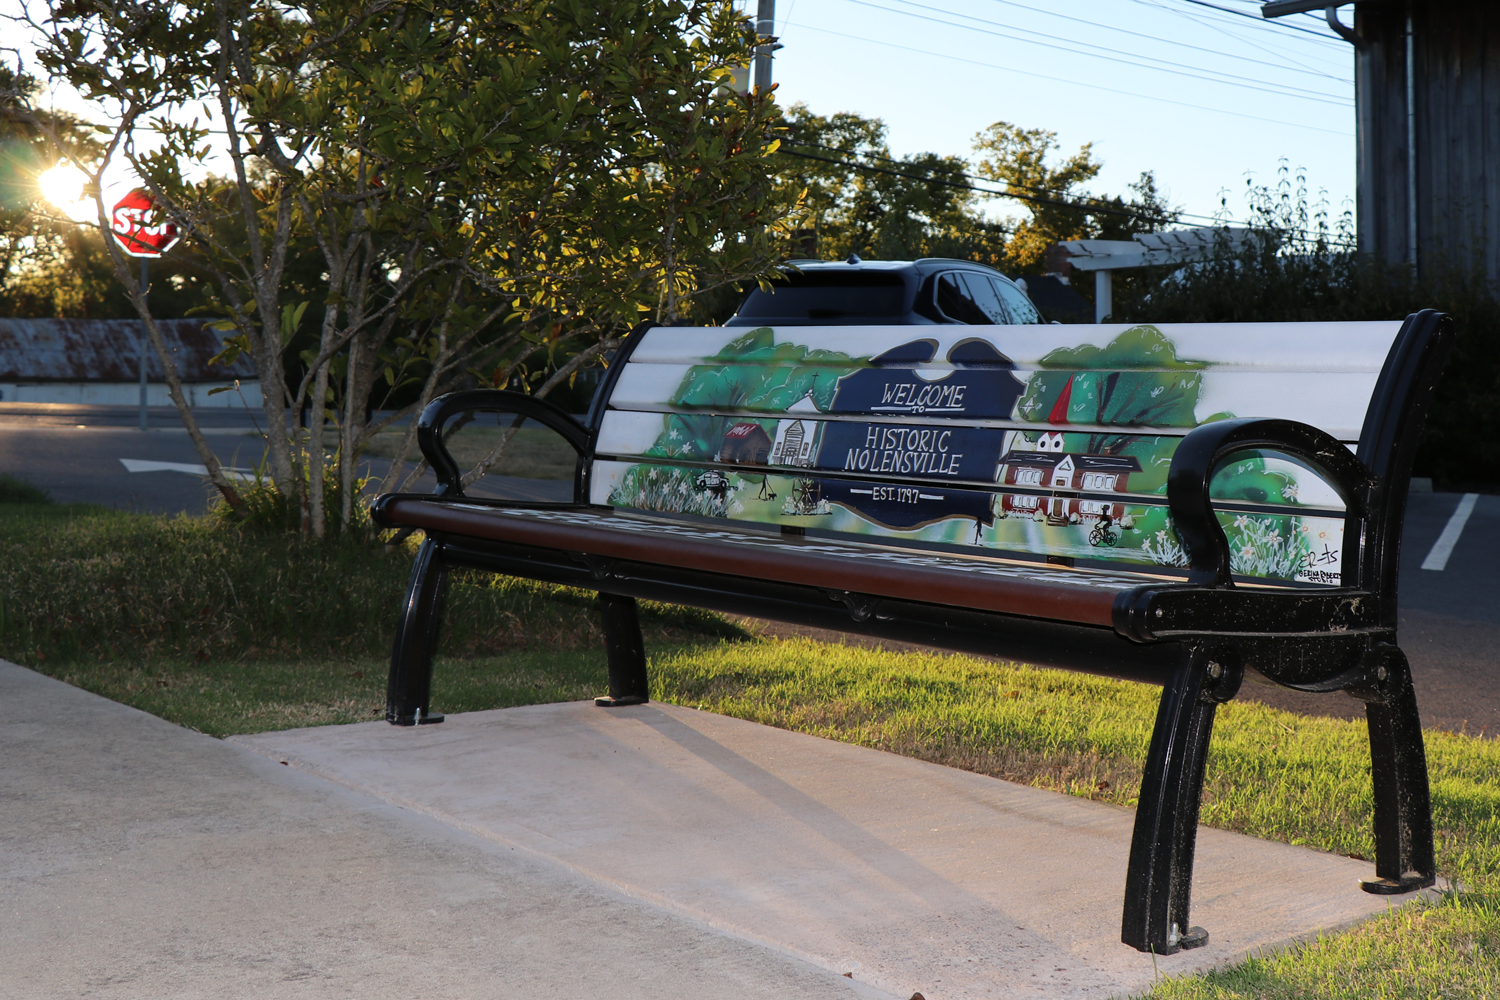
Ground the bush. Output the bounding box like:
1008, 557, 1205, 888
0, 473, 52, 505
208, 453, 373, 537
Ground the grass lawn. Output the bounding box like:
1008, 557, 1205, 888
4, 485, 1497, 997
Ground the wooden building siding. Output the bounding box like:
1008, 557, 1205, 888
1354, 1, 1500, 282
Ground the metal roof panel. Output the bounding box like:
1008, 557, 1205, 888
0, 318, 257, 382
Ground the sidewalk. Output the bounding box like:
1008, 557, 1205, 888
4, 659, 1434, 999
0, 661, 882, 1000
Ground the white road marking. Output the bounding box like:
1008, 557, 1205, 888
1420, 493, 1480, 571
120, 458, 257, 482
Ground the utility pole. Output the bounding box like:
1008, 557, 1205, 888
752, 0, 777, 92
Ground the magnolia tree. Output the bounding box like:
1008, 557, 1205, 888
7, 0, 788, 534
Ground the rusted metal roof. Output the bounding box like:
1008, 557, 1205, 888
0, 318, 257, 382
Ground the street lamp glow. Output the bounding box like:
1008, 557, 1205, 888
38, 164, 93, 221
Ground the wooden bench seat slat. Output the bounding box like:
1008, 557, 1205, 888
380, 500, 1143, 627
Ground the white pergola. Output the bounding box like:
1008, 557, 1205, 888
1061, 227, 1255, 323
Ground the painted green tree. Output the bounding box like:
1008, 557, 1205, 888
1015, 325, 1299, 504
644, 327, 862, 461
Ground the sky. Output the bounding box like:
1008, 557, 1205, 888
764, 0, 1358, 229
8, 0, 1360, 232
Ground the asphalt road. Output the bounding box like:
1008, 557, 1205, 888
0, 403, 567, 513
2, 404, 1495, 734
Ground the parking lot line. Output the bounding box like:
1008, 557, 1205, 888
1421, 493, 1480, 571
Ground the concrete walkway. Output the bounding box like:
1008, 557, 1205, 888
233, 702, 1428, 999
5, 660, 1434, 999
0, 662, 882, 1000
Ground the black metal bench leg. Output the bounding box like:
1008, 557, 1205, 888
1122, 648, 1241, 954
386, 537, 448, 726
1355, 645, 1437, 894
594, 592, 650, 707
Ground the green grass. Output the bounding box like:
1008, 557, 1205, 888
0, 492, 742, 736
1145, 897, 1500, 998
47, 647, 631, 738
0, 501, 742, 669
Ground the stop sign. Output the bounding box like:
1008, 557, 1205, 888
110, 188, 180, 258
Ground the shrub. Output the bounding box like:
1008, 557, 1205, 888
0, 473, 52, 505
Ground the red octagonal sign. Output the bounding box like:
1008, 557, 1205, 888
110, 188, 180, 258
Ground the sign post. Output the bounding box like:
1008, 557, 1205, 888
109, 189, 180, 431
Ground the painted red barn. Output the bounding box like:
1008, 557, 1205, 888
716, 422, 773, 464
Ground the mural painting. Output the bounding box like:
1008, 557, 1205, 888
602, 325, 1346, 585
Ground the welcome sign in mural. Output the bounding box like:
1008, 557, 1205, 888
593, 323, 1394, 586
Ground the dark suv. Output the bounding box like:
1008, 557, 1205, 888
725, 257, 1045, 327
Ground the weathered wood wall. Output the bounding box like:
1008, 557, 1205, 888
1355, 1, 1500, 280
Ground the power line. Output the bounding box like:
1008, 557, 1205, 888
782, 20, 1355, 137
851, 0, 1350, 104
1167, 0, 1340, 39
1137, 0, 1347, 79
973, 0, 1347, 81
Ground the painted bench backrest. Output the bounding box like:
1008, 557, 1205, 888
589, 322, 1406, 587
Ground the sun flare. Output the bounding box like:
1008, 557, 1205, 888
37, 164, 92, 221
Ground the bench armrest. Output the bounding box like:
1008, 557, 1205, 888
416, 389, 592, 500
1167, 417, 1374, 588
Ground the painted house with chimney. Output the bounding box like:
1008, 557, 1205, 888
995, 435, 1141, 526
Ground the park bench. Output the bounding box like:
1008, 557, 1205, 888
372, 309, 1452, 955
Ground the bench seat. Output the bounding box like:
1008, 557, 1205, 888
378, 500, 1164, 627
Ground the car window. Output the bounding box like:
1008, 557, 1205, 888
993, 277, 1042, 324
736, 272, 909, 319
934, 273, 989, 324
959, 273, 1009, 324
